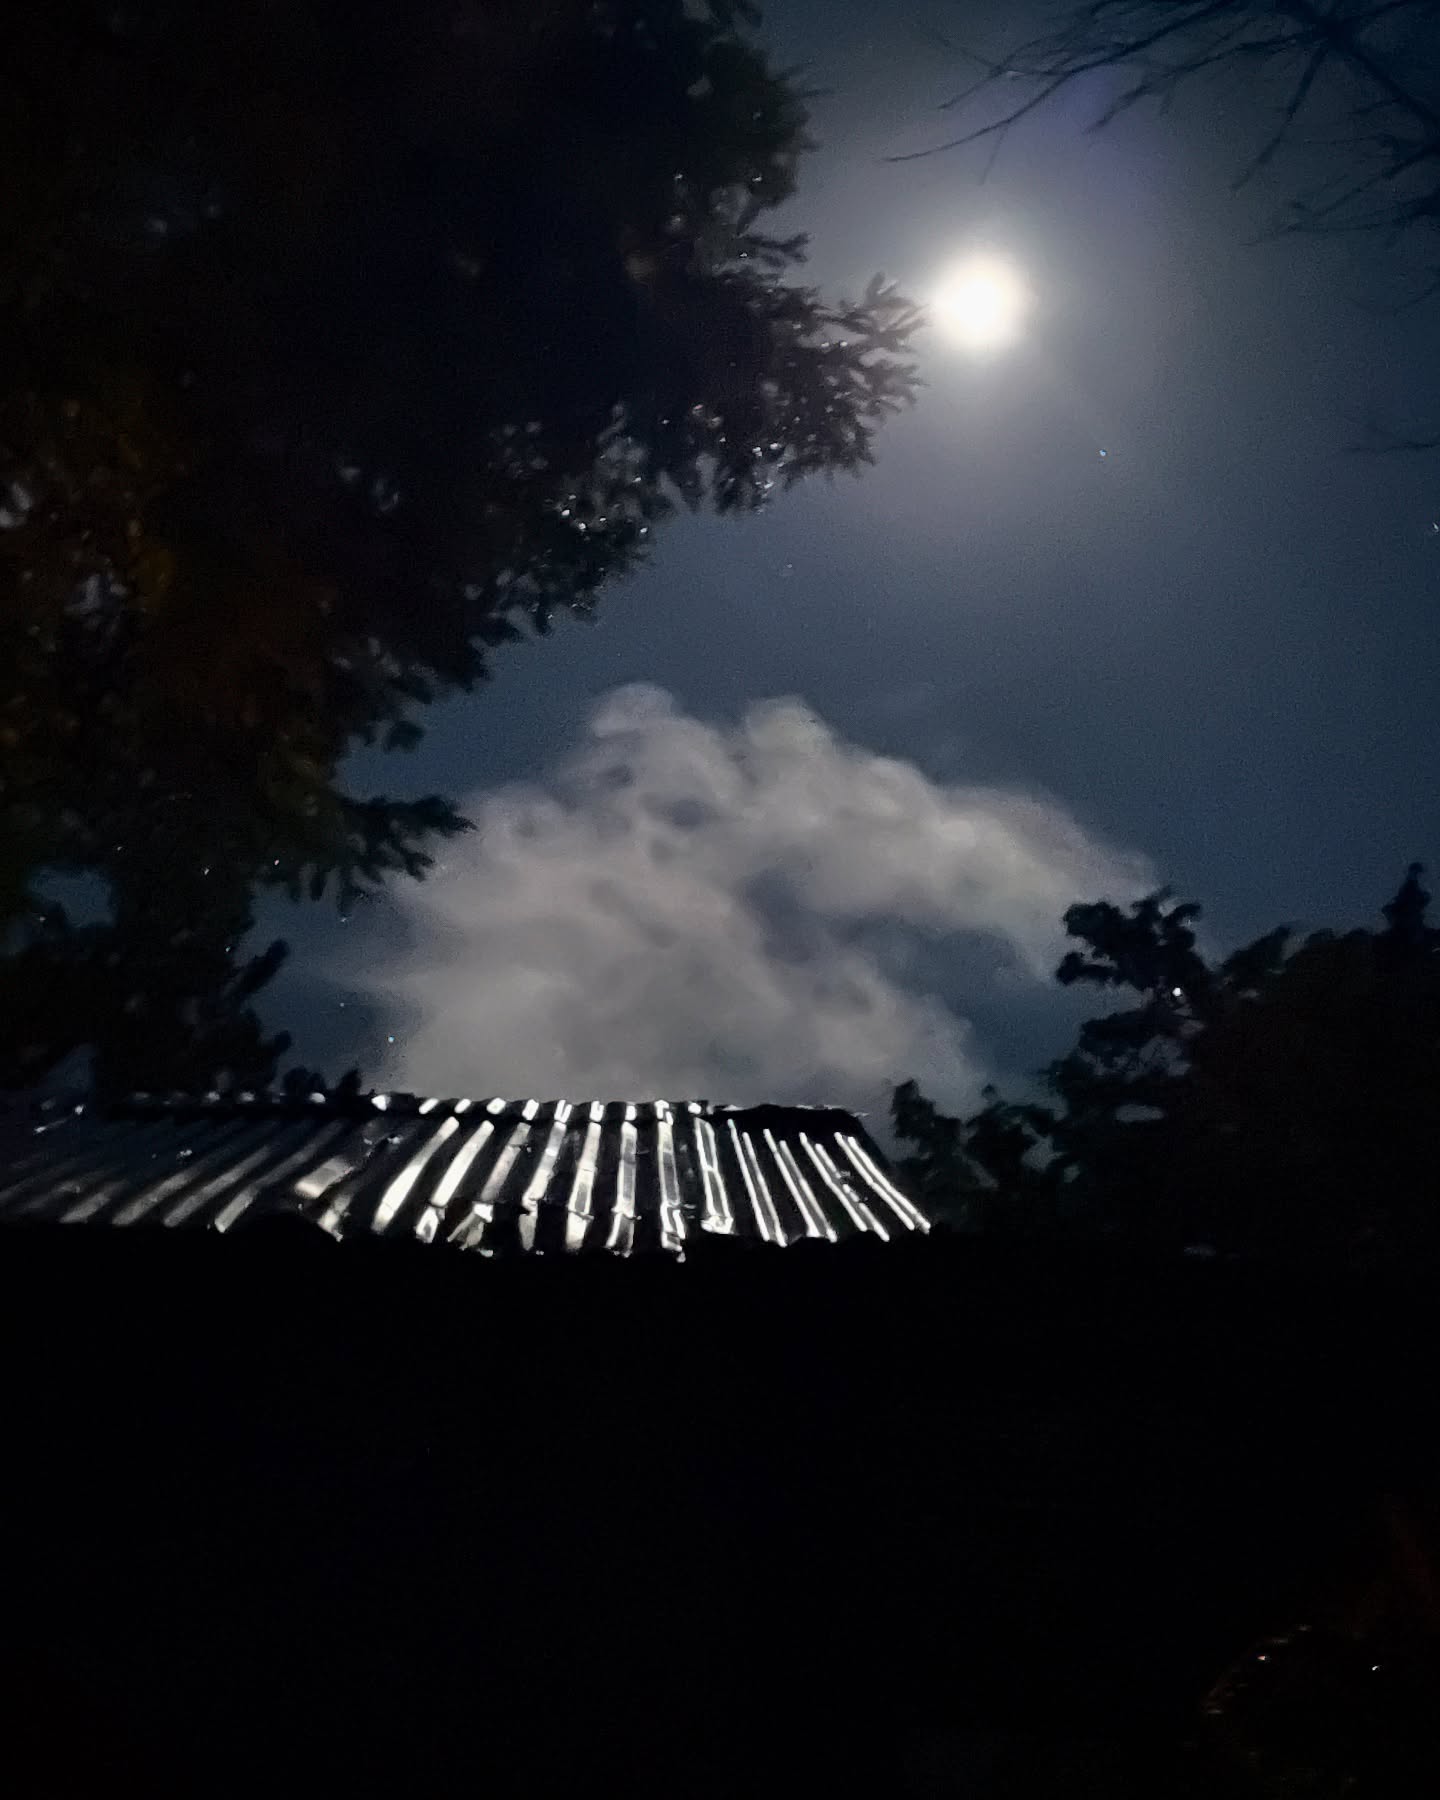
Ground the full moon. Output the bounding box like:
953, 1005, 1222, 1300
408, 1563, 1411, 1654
932, 255, 1031, 353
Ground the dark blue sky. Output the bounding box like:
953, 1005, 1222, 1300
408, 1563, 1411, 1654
261, 1, 1440, 1110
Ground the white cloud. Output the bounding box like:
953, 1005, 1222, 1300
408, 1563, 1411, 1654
363, 686, 1153, 1114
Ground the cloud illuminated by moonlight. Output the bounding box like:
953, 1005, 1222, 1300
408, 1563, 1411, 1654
362, 686, 1153, 1115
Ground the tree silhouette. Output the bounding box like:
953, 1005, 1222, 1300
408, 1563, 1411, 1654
901, 2, 1440, 254
1, 1, 919, 1093
895, 865, 1440, 1261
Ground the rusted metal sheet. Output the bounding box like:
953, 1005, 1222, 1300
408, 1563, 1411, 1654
0, 1093, 928, 1255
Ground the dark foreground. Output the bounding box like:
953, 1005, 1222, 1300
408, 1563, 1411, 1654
2, 1228, 1436, 1796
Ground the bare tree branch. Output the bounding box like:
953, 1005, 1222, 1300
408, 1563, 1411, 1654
1232, 43, 1333, 188
893, 0, 1440, 249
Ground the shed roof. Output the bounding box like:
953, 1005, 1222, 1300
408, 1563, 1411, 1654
0, 1092, 928, 1255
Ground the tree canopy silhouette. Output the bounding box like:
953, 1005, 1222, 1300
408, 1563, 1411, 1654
0, 0, 918, 1093
894, 864, 1440, 1262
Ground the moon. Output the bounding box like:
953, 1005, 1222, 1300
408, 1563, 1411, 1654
932, 255, 1031, 354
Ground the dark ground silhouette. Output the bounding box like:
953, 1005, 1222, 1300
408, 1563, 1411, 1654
2, 1227, 1436, 1796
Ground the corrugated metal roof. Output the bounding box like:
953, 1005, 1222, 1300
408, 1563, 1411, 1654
0, 1093, 929, 1255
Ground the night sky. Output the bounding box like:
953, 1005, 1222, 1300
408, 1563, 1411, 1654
260, 1, 1440, 1117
